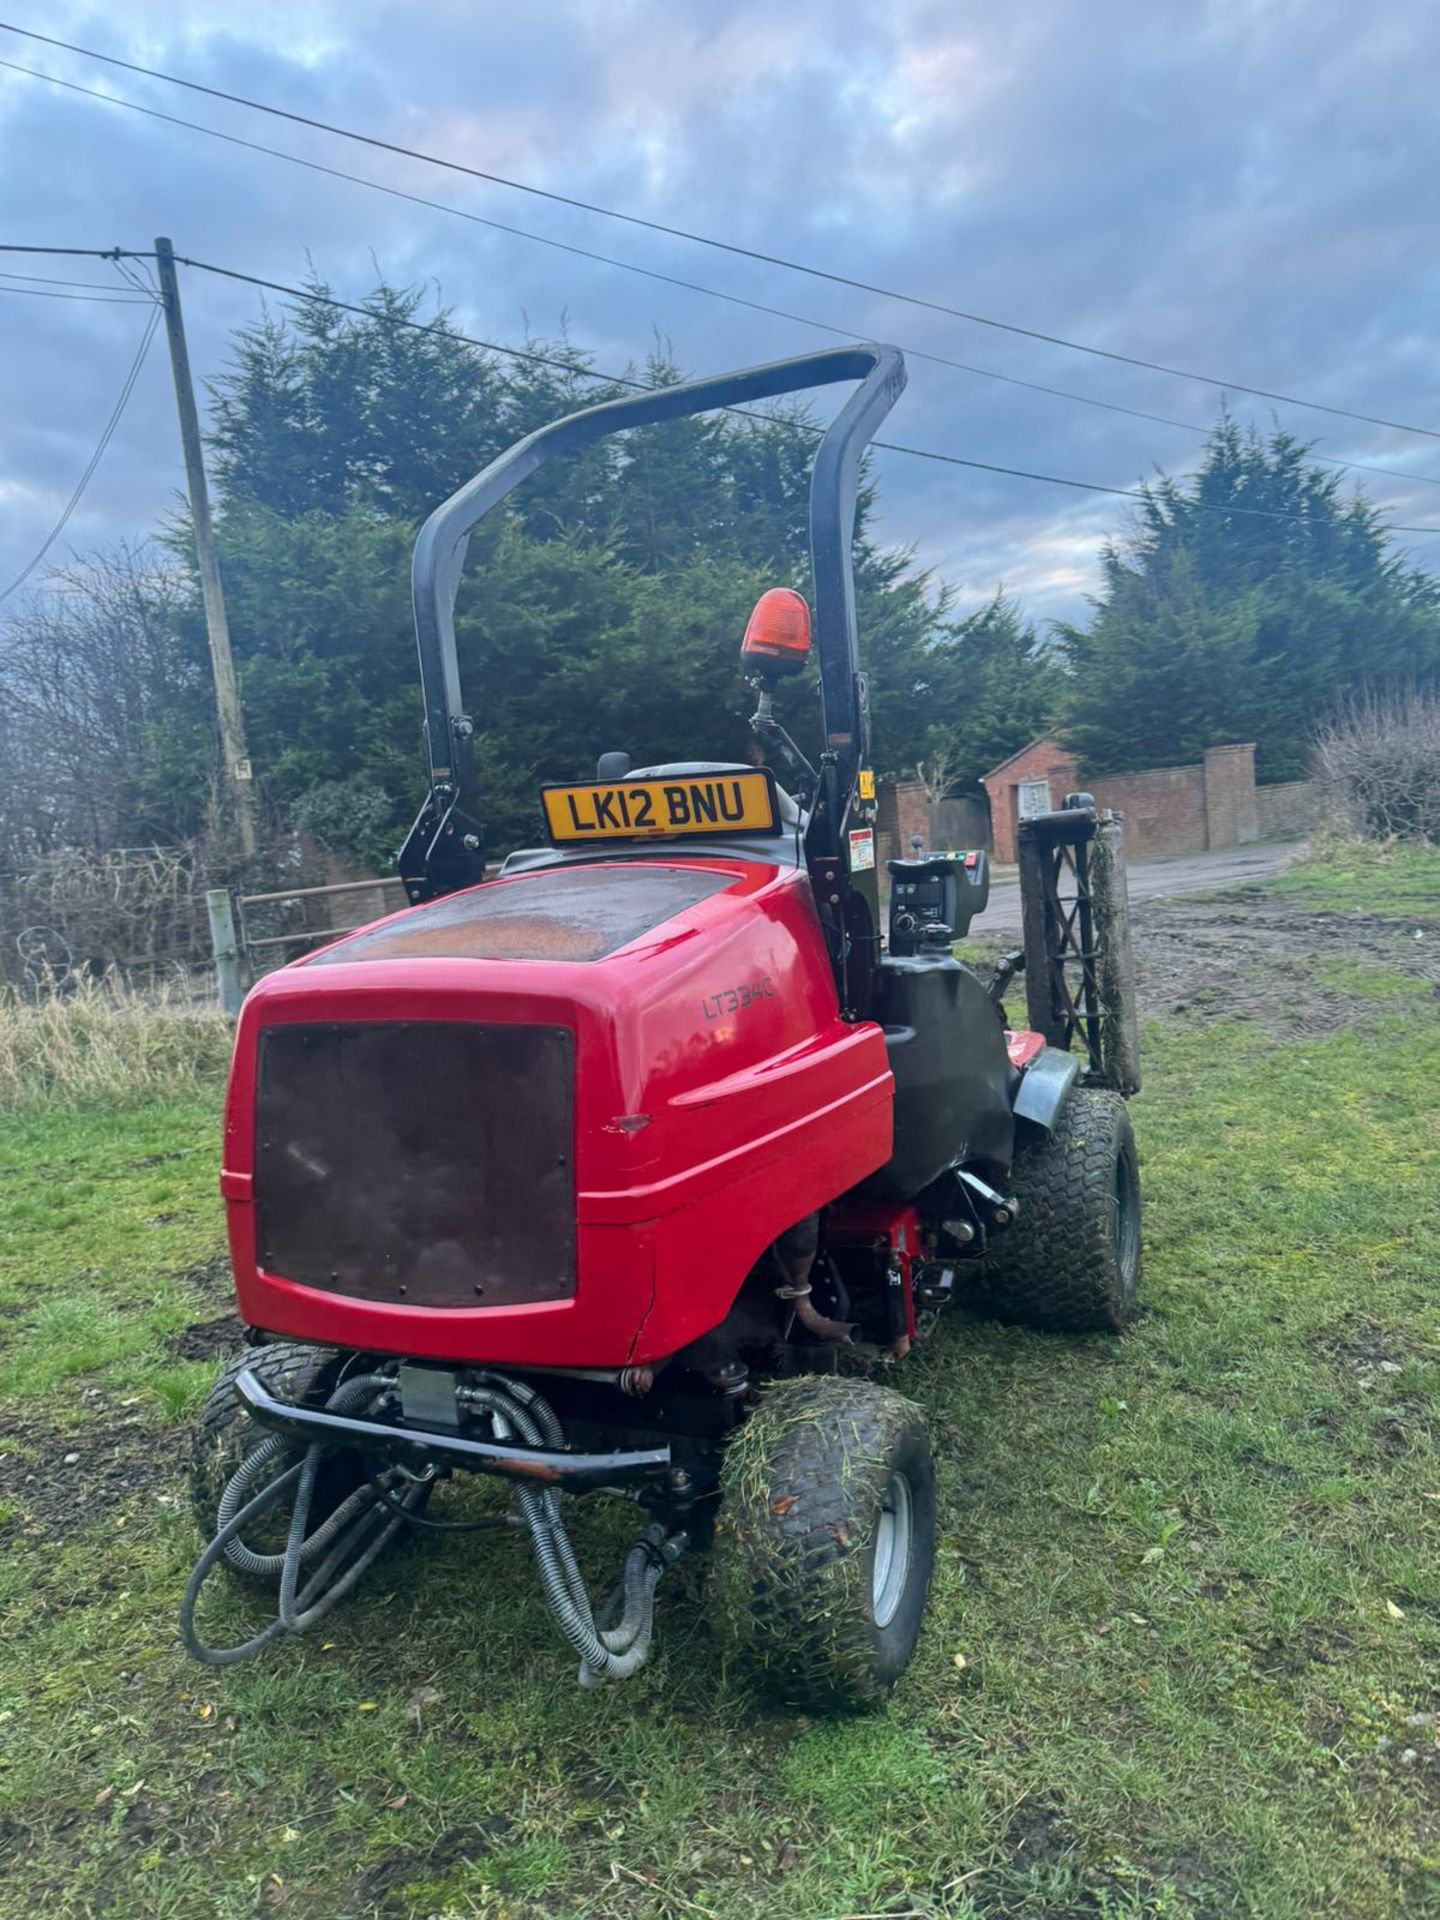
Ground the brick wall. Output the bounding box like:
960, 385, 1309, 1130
1255, 779, 1317, 840
983, 733, 1275, 862
1088, 764, 1208, 858
1088, 747, 1259, 857
876, 778, 932, 871
1202, 743, 1259, 847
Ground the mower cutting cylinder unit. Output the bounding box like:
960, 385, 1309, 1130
184, 342, 1142, 1709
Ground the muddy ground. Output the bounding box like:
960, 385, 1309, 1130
0, 1258, 236, 1534
1128, 885, 1438, 1033
977, 878, 1438, 1036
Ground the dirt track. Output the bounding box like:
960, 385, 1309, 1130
974, 847, 1439, 1036
981, 837, 1308, 934
1130, 887, 1438, 1031
979, 833, 1437, 1032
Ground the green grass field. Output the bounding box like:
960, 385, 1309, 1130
2, 851, 1438, 1918
1268, 837, 1440, 925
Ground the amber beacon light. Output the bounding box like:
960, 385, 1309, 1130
740, 588, 812, 678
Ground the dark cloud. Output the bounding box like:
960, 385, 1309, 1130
2, 0, 1438, 626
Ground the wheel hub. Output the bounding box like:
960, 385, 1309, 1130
872, 1470, 914, 1628
1114, 1150, 1141, 1300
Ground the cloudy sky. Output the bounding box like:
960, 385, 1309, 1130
3, 0, 1439, 627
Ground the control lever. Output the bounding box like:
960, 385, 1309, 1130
987, 948, 1025, 1005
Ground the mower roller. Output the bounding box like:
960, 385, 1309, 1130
184, 343, 1142, 1709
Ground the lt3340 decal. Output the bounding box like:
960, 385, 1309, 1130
701, 977, 776, 1021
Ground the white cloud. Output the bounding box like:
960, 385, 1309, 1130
2, 0, 1439, 627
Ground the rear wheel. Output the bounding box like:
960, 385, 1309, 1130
972, 1088, 1141, 1332
712, 1377, 936, 1712
190, 1344, 374, 1589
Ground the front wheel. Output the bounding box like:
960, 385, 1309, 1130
971, 1088, 1142, 1332
190, 1344, 376, 1588
712, 1377, 936, 1712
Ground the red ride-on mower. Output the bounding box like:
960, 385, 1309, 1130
185, 345, 1142, 1708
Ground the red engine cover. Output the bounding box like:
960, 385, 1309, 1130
222, 857, 893, 1367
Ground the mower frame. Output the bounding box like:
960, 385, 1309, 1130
233, 1367, 672, 1492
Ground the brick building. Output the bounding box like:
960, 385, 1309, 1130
982, 735, 1282, 863
981, 738, 1086, 863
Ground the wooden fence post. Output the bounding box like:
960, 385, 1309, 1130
1091, 812, 1141, 1095
205, 888, 245, 1017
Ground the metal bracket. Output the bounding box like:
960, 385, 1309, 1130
234, 1368, 672, 1490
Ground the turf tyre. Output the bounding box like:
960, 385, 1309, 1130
713, 1376, 935, 1712
973, 1087, 1141, 1332
190, 1343, 371, 1588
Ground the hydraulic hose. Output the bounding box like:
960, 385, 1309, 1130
464, 1378, 680, 1685
216, 1403, 391, 1579
366, 1471, 521, 1533
181, 1368, 683, 1683
215, 1376, 399, 1578
179, 1460, 306, 1666
181, 1374, 423, 1665
276, 1436, 407, 1636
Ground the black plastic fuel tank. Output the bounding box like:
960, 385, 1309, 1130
862, 954, 1015, 1200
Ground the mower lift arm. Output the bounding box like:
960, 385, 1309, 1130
399, 344, 906, 901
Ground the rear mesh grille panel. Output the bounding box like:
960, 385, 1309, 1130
255, 1022, 574, 1308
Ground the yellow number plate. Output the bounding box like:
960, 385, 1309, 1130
543, 770, 781, 844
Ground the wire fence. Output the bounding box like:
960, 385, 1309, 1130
0, 845, 419, 1006
0, 844, 213, 993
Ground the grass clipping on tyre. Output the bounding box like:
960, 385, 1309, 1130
711, 1376, 932, 1710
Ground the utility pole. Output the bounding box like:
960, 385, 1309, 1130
154, 236, 257, 860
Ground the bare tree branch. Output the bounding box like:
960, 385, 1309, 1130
1312, 685, 1440, 843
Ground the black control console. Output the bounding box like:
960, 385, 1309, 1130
887, 851, 991, 954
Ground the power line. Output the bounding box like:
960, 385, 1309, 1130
171, 253, 1440, 534
5, 20, 1438, 444
3, 235, 1435, 538
180, 252, 656, 391
8, 55, 1436, 498
0, 264, 148, 291
0, 302, 160, 602
0, 241, 132, 259
0, 279, 151, 303
110, 251, 159, 297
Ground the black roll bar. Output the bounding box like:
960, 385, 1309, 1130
398, 344, 907, 900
